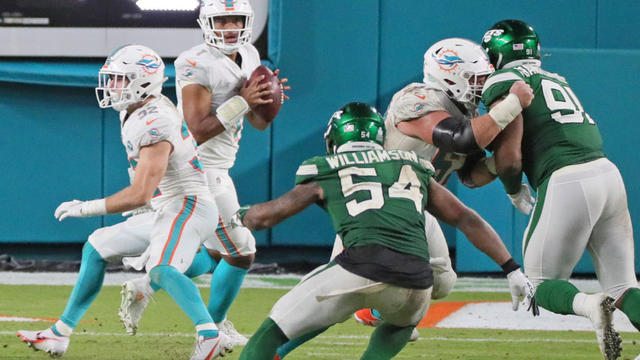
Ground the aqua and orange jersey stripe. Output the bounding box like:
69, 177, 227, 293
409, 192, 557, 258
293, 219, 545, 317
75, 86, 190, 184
158, 196, 197, 266
215, 216, 242, 257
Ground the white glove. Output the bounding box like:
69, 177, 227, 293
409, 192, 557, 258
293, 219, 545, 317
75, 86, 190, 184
54, 199, 107, 221
506, 268, 539, 316
508, 183, 535, 215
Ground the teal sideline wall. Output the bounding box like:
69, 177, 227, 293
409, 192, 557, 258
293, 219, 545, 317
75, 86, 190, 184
1, 0, 639, 273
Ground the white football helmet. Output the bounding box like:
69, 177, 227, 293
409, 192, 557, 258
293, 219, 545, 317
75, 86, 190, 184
198, 0, 254, 55
96, 44, 167, 112
423, 38, 494, 104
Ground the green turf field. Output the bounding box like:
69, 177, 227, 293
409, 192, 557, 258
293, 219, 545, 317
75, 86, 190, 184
1, 284, 639, 359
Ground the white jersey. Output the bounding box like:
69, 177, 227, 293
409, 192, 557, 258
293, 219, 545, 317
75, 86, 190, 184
175, 43, 261, 169
120, 95, 211, 210
384, 82, 478, 161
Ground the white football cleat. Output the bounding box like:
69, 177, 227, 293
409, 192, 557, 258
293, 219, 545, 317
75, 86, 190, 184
217, 319, 248, 347
119, 277, 153, 335
190, 332, 233, 360
409, 327, 420, 342
584, 293, 622, 360
17, 328, 69, 357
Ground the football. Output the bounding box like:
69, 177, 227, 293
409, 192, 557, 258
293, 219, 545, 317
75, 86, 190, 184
248, 65, 282, 122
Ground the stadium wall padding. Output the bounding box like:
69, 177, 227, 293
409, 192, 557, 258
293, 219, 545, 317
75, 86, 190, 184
1, 0, 639, 272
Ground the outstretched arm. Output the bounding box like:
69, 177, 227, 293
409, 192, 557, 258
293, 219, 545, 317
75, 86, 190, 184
492, 112, 524, 194
241, 182, 323, 231
54, 141, 171, 220
105, 142, 171, 213
426, 179, 511, 265
396, 81, 533, 153
426, 178, 538, 314
491, 106, 535, 215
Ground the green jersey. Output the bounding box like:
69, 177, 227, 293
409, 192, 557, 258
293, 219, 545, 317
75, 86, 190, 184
482, 65, 604, 189
295, 149, 434, 261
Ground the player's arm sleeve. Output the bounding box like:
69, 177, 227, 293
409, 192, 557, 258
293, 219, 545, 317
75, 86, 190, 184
175, 56, 210, 90
243, 160, 323, 230
295, 158, 323, 185
134, 116, 175, 149
387, 83, 447, 125
243, 182, 321, 230
481, 71, 523, 107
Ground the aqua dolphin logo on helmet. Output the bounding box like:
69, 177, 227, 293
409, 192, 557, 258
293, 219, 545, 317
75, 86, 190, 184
136, 55, 162, 74
432, 50, 464, 72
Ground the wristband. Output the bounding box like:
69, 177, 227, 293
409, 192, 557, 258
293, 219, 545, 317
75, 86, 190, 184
500, 257, 520, 275
82, 199, 107, 217
488, 93, 522, 130
216, 95, 249, 130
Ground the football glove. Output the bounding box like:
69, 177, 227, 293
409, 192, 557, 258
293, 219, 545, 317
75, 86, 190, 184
228, 205, 251, 229
55, 199, 106, 221
507, 183, 535, 215
506, 268, 539, 316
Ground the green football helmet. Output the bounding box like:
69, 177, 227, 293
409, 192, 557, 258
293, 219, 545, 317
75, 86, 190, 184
481, 20, 540, 70
324, 102, 385, 155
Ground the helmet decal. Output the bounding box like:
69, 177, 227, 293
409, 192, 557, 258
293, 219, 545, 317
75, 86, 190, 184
136, 54, 162, 74
482, 29, 504, 43
432, 49, 464, 72
223, 0, 235, 10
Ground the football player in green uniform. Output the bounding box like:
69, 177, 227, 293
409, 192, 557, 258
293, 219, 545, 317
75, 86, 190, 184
234, 102, 533, 360
482, 19, 638, 360
274, 38, 538, 360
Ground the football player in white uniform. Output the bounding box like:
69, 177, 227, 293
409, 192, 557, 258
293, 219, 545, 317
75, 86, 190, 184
18, 45, 232, 360
119, 0, 290, 347
273, 38, 537, 359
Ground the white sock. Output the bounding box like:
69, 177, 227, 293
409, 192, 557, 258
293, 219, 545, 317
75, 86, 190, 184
572, 292, 589, 317
54, 320, 73, 337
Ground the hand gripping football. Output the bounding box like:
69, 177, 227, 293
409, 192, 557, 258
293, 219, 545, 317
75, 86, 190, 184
249, 65, 282, 122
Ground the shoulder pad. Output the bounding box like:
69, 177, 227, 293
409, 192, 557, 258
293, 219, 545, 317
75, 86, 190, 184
295, 156, 325, 185
387, 83, 447, 124
481, 69, 524, 107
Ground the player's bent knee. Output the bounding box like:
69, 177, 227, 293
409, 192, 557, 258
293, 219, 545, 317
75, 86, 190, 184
87, 228, 109, 259
222, 253, 254, 269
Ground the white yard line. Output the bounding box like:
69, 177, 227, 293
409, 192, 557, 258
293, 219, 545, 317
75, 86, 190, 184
0, 272, 604, 292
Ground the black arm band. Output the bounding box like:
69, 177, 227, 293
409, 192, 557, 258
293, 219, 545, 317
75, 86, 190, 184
432, 117, 481, 154
500, 258, 521, 275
